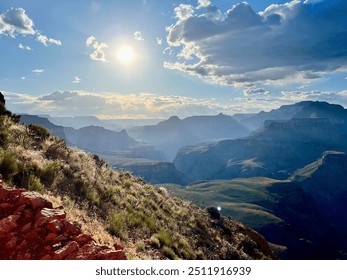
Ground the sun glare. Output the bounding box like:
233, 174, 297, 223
116, 45, 136, 65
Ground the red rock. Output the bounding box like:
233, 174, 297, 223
14, 205, 26, 215
0, 184, 128, 260
73, 234, 94, 245
21, 222, 32, 233
114, 243, 124, 251
52, 241, 79, 260
35, 208, 66, 228
0, 214, 20, 232
0, 203, 11, 209
97, 249, 127, 260
47, 219, 64, 234
65, 243, 100, 260
19, 191, 52, 210
17, 240, 28, 251
26, 231, 40, 241
62, 221, 81, 236
0, 185, 12, 201
40, 255, 52, 260
45, 233, 67, 243
5, 236, 17, 249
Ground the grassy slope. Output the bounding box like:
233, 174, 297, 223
162, 177, 285, 229
0, 111, 274, 260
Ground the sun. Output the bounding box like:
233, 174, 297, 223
116, 45, 136, 65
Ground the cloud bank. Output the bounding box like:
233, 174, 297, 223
165, 0, 347, 87
0, 7, 61, 46
3, 89, 347, 118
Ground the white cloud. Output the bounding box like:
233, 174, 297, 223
197, 0, 211, 9
243, 87, 270, 97
36, 34, 61, 47
86, 36, 109, 62
86, 36, 96, 46
72, 76, 81, 84
32, 69, 45, 73
21, 77, 26, 80
163, 47, 172, 55
165, 0, 347, 87
134, 31, 144, 41
72, 77, 81, 84
174, 4, 195, 21
18, 43, 33, 51
0, 7, 61, 47
156, 37, 162, 45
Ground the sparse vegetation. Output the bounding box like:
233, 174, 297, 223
0, 96, 274, 260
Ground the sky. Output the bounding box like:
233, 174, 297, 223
1, 0, 347, 119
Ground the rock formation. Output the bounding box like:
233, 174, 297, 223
0, 181, 126, 260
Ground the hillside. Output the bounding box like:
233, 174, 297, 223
20, 115, 166, 161
0, 93, 274, 260
165, 152, 347, 259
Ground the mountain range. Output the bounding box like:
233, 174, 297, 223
165, 151, 347, 259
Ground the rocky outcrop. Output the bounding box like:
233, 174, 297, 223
0, 182, 126, 260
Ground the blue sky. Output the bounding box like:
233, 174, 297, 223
1, 0, 347, 118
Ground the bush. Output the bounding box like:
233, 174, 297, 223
150, 236, 160, 249
162, 246, 178, 260
29, 124, 50, 141
86, 190, 100, 206
109, 213, 127, 240
27, 175, 45, 193
0, 152, 19, 181
155, 230, 173, 247
39, 161, 60, 187
123, 179, 132, 188
0, 130, 9, 147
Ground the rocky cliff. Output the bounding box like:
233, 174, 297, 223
0, 182, 126, 260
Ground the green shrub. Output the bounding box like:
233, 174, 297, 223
39, 161, 60, 187
109, 213, 127, 240
155, 230, 173, 247
135, 241, 146, 252
162, 246, 178, 260
123, 179, 132, 188
29, 124, 50, 141
150, 236, 160, 249
86, 190, 100, 206
0, 130, 9, 147
0, 152, 19, 181
27, 175, 45, 193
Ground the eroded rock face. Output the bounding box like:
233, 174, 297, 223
0, 182, 126, 260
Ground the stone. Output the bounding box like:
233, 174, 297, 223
19, 191, 53, 210
40, 254, 52, 260
47, 219, 64, 234
97, 249, 127, 260
5, 236, 17, 249
73, 234, 94, 245
35, 208, 66, 228
114, 243, 124, 251
0, 184, 128, 260
0, 185, 12, 201
52, 241, 79, 260
45, 233, 67, 243
65, 243, 99, 260
0, 203, 12, 209
0, 214, 20, 232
